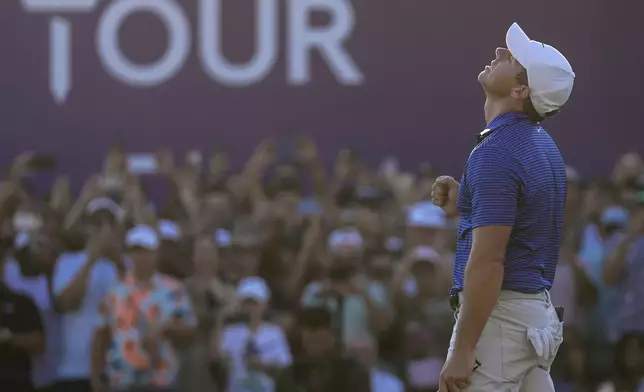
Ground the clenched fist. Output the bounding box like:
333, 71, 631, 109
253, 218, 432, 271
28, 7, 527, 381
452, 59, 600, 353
431, 176, 460, 217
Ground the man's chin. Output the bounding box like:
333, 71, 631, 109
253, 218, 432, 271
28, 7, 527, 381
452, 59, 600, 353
477, 69, 488, 83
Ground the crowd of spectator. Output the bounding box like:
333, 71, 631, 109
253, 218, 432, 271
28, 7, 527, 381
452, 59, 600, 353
0, 139, 642, 392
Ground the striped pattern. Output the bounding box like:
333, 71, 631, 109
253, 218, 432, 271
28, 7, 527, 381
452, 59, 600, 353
451, 112, 567, 295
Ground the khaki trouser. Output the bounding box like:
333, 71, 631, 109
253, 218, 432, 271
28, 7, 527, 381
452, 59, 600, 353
448, 290, 562, 392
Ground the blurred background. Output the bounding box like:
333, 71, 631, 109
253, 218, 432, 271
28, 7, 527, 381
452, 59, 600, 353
1, 0, 643, 391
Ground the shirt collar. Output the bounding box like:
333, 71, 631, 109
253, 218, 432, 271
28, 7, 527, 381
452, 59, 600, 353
477, 111, 529, 143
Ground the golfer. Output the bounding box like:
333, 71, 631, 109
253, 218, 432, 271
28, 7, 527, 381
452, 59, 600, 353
431, 23, 574, 392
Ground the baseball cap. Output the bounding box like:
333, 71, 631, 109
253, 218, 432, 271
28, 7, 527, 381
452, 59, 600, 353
601, 206, 629, 227
406, 202, 446, 229
412, 246, 442, 265
86, 197, 124, 220
327, 227, 364, 252
125, 225, 159, 250
506, 23, 575, 116
158, 219, 181, 241
236, 276, 271, 302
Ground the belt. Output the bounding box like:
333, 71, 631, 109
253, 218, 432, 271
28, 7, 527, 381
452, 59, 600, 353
449, 290, 549, 311
449, 290, 564, 322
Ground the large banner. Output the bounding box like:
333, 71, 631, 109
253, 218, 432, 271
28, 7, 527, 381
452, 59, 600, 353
1, 0, 642, 181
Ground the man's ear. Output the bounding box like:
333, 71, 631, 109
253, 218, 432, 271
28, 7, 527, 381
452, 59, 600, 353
510, 85, 530, 100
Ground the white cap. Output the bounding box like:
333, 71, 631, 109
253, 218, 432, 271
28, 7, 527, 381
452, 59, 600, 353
506, 22, 575, 116
158, 219, 181, 241
412, 246, 442, 264
407, 202, 446, 229
601, 206, 629, 227
327, 227, 364, 252
125, 225, 159, 250
86, 197, 124, 220
236, 276, 270, 302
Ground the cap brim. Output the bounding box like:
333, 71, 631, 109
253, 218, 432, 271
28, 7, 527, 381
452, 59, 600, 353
412, 259, 440, 269
506, 23, 534, 68
239, 294, 267, 303
127, 243, 157, 250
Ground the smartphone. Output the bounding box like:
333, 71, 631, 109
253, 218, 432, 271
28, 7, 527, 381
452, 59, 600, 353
27, 154, 57, 171
13, 212, 43, 231
127, 154, 158, 175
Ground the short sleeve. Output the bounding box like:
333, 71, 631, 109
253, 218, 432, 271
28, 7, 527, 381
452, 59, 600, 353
262, 326, 292, 367
93, 260, 119, 299
16, 295, 44, 334
3, 260, 22, 290
466, 146, 522, 228
52, 253, 85, 295
220, 325, 243, 354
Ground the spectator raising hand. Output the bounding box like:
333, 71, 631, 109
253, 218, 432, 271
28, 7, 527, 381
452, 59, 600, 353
295, 136, 319, 165
156, 147, 176, 176
50, 175, 72, 213
208, 150, 229, 182
1, 139, 641, 392
8, 151, 38, 180
286, 213, 322, 297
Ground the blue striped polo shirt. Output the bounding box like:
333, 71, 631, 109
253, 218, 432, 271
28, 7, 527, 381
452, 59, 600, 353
451, 112, 566, 295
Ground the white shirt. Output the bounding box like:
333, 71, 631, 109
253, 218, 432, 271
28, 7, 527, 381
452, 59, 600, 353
371, 369, 404, 392
220, 322, 292, 392
52, 251, 119, 379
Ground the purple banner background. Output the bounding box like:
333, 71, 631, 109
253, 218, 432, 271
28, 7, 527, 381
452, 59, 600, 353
1, 0, 642, 184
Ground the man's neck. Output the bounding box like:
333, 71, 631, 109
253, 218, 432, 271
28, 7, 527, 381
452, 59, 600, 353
248, 319, 263, 332
484, 96, 520, 125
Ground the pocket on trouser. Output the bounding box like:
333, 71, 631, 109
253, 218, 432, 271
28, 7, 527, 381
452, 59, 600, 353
526, 306, 563, 371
